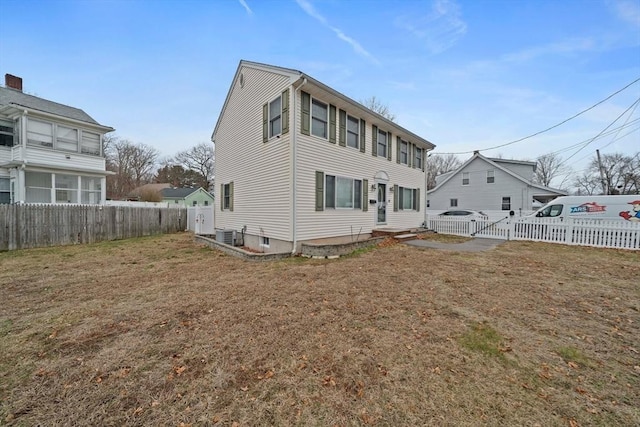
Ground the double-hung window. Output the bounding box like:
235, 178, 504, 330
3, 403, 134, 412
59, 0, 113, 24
325, 174, 362, 209
27, 119, 53, 148
400, 140, 408, 165
462, 172, 470, 186
311, 99, 328, 138
222, 182, 234, 211
346, 115, 359, 148
487, 170, 495, 183
502, 197, 511, 210
0, 177, 10, 204
269, 96, 282, 138
415, 147, 423, 169
377, 129, 387, 158
56, 125, 79, 152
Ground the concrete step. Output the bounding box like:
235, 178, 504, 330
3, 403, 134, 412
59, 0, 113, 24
394, 233, 417, 240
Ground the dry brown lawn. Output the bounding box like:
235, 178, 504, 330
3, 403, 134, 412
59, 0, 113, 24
0, 232, 638, 426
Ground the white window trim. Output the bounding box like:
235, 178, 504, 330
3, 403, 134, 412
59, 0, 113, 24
450, 198, 458, 207
377, 129, 388, 158
268, 95, 282, 138
399, 186, 417, 211
222, 183, 231, 210
415, 147, 423, 169
462, 172, 470, 186
346, 114, 360, 149
311, 97, 329, 140
400, 140, 408, 165
26, 118, 102, 156
260, 236, 270, 248
325, 174, 362, 210
487, 170, 495, 184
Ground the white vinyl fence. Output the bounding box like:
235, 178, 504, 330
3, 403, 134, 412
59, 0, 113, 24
186, 206, 215, 235
427, 215, 640, 250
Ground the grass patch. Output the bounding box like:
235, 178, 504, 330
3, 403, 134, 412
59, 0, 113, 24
459, 321, 508, 361
557, 345, 591, 367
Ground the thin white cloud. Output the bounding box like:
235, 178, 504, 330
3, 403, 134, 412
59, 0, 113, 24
609, 0, 640, 27
238, 0, 253, 15
396, 0, 467, 54
503, 38, 597, 63
295, 0, 379, 65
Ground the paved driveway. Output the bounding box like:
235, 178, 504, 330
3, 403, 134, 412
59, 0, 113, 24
404, 237, 506, 252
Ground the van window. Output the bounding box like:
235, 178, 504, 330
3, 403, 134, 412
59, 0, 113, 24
536, 204, 563, 217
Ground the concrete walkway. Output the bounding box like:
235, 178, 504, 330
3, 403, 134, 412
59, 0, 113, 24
404, 237, 506, 252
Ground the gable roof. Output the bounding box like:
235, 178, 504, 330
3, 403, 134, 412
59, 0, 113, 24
161, 187, 213, 199
428, 152, 567, 196
0, 86, 113, 130
212, 60, 435, 151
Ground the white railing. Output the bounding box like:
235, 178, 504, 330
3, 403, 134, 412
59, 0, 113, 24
427, 215, 640, 250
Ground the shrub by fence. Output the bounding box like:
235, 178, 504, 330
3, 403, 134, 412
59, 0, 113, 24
0, 204, 187, 251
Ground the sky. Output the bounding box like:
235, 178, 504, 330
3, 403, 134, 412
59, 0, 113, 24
1, 0, 639, 188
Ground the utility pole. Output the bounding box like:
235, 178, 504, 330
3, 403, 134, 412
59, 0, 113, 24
596, 149, 608, 195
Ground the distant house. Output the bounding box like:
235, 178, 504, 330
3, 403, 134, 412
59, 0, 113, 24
161, 187, 214, 207
0, 74, 114, 204
212, 60, 436, 253
427, 151, 567, 212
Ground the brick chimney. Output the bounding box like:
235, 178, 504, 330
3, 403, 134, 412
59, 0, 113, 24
5, 74, 23, 92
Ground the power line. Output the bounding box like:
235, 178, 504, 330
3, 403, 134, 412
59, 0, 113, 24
433, 76, 640, 155
559, 96, 640, 166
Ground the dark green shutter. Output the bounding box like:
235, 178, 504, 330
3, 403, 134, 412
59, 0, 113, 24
421, 148, 426, 171
396, 136, 401, 164
301, 91, 310, 135
315, 171, 324, 211
415, 188, 420, 212
408, 144, 413, 168
220, 183, 224, 210
412, 144, 416, 169
393, 184, 399, 212
372, 125, 378, 157
387, 132, 392, 161
338, 109, 346, 146
229, 181, 234, 212
359, 119, 366, 153
362, 179, 368, 212
282, 89, 290, 135
329, 105, 337, 143
262, 103, 268, 143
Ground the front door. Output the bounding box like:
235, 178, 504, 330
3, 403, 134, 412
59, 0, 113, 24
377, 183, 386, 224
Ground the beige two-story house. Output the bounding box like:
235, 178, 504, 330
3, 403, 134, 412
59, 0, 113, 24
212, 61, 435, 253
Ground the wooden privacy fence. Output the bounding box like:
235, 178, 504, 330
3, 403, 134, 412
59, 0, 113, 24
427, 215, 640, 250
0, 204, 187, 251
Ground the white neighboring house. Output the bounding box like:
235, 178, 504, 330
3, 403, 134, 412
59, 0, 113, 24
0, 74, 114, 205
427, 151, 567, 213
212, 60, 436, 253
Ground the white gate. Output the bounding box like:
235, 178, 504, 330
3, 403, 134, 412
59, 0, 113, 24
187, 206, 215, 235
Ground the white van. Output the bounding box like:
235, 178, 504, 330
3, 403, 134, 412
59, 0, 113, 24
531, 195, 640, 222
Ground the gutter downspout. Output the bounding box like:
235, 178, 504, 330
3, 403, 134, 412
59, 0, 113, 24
424, 147, 434, 228
291, 77, 307, 254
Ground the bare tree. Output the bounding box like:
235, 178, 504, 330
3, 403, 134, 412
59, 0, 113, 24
573, 152, 639, 195
534, 153, 570, 188
426, 154, 462, 189
105, 137, 159, 199
173, 143, 215, 191
360, 96, 396, 122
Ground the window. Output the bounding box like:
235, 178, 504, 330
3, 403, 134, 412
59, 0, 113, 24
260, 236, 270, 248
0, 178, 10, 204
222, 183, 233, 210
462, 172, 470, 186
415, 147, 423, 169
269, 96, 282, 137
377, 129, 387, 158
25, 172, 52, 203
0, 120, 14, 147
400, 140, 408, 165
27, 119, 53, 148
427, 199, 430, 208
450, 198, 458, 207
204, 200, 209, 206
192, 201, 197, 206
311, 99, 328, 138
487, 170, 495, 184
56, 125, 79, 152
346, 115, 359, 148
55, 174, 78, 203
536, 204, 563, 218
401, 187, 413, 210
81, 131, 101, 155
81, 176, 101, 204
502, 196, 511, 210
325, 174, 362, 209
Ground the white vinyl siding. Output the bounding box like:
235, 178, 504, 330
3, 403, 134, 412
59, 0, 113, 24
214, 65, 293, 242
